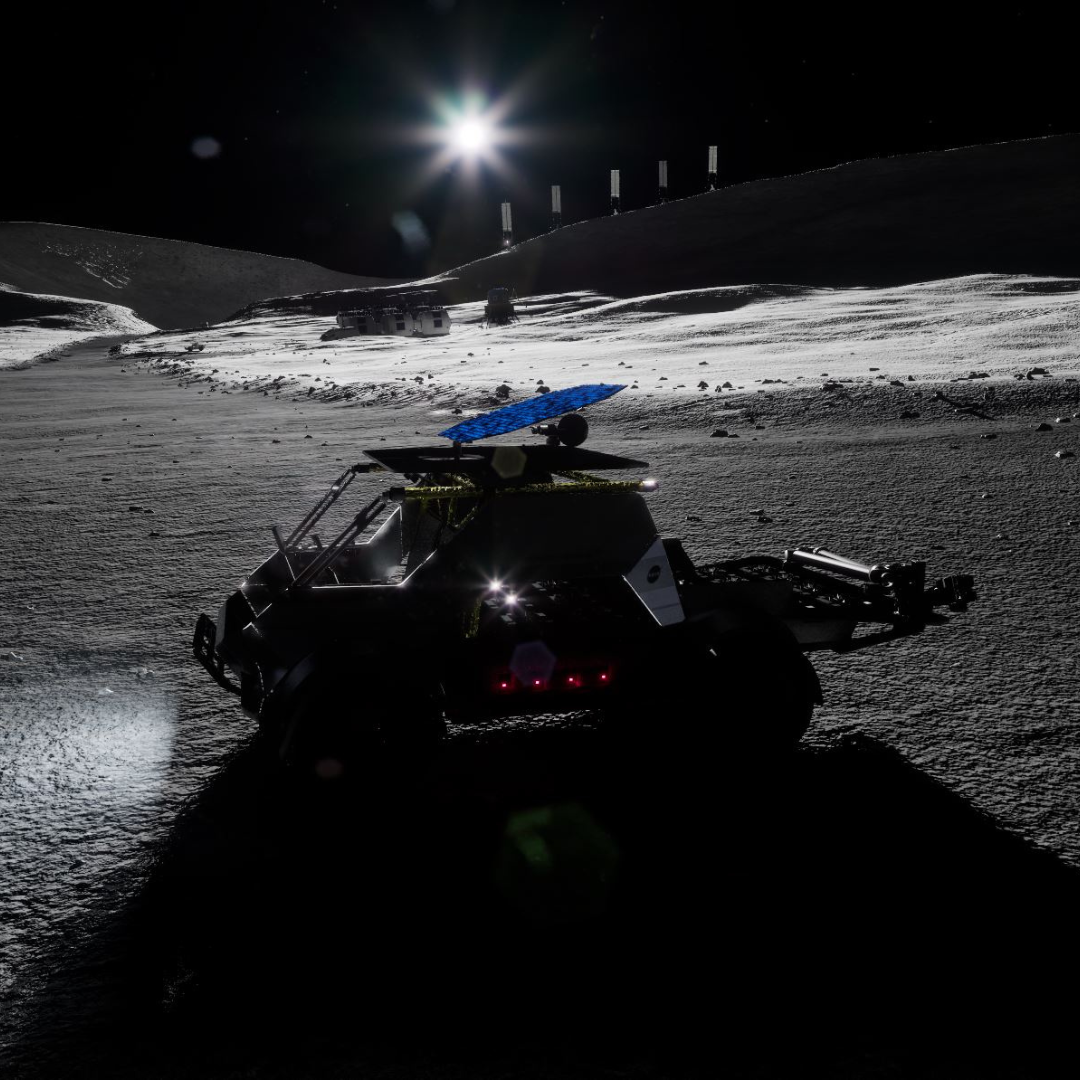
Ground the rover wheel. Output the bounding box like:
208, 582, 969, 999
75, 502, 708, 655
267, 657, 446, 774
694, 622, 817, 753
615, 614, 818, 755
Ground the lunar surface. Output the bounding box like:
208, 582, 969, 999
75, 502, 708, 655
3, 139, 1080, 1076
3, 278, 1080, 1077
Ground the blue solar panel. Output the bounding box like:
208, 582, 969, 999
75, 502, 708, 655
437, 383, 627, 442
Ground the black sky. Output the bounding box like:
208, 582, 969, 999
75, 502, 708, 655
5, 1, 1072, 277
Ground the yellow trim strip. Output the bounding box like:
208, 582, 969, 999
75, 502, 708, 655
393, 480, 651, 501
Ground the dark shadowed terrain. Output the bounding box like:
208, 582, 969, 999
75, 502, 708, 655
433, 135, 1080, 302
0, 223, 401, 330
16, 720, 1080, 1080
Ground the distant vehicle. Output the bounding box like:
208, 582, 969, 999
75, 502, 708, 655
194, 384, 976, 765
483, 286, 517, 326
322, 289, 450, 341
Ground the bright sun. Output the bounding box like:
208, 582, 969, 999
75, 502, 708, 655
451, 116, 490, 155
409, 92, 521, 194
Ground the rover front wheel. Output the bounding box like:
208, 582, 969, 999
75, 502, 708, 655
266, 658, 446, 773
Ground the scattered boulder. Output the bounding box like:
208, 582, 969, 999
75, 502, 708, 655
980, 433, 997, 440
1029, 367, 1049, 376
536, 385, 551, 394
1056, 450, 1076, 459
710, 429, 729, 438
697, 381, 709, 390
722, 381, 733, 389
494, 384, 511, 399
899, 410, 920, 419
1036, 423, 1053, 431
1056, 416, 1071, 423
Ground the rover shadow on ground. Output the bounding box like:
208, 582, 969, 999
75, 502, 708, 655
19, 716, 1080, 1077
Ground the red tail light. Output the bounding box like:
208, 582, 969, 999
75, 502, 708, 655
489, 663, 614, 695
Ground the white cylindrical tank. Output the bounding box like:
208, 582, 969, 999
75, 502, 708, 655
416, 308, 450, 337
336, 310, 380, 334
380, 309, 415, 335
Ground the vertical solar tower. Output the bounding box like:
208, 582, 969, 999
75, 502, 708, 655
500, 202, 513, 248
659, 160, 668, 203
707, 146, 718, 191
610, 170, 621, 215
551, 185, 562, 230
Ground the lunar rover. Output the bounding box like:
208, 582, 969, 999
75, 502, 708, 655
194, 384, 975, 761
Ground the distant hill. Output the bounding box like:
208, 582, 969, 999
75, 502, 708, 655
432, 135, 1080, 302
0, 289, 155, 336
0, 223, 400, 330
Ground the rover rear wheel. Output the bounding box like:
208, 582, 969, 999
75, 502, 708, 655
612, 616, 817, 754
695, 622, 817, 752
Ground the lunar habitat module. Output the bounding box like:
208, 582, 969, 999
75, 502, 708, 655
193, 384, 976, 764
324, 289, 450, 341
